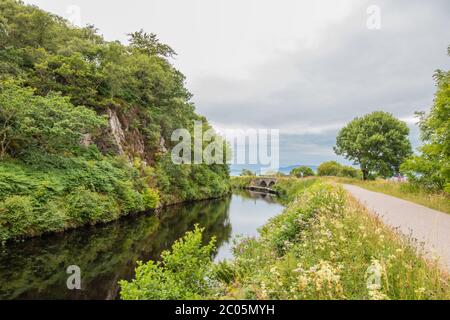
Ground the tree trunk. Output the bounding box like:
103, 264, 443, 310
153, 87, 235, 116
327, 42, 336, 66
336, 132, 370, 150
362, 168, 368, 180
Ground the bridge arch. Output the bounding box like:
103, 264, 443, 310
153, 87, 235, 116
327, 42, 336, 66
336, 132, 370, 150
260, 181, 268, 188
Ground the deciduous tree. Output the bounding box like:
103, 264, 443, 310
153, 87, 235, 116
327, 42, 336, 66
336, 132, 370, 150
334, 111, 412, 180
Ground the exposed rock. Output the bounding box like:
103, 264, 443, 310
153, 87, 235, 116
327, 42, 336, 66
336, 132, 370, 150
80, 133, 92, 146
159, 136, 168, 153
107, 108, 125, 155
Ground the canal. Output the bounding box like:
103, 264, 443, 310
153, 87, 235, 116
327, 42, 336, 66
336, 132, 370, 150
0, 190, 283, 299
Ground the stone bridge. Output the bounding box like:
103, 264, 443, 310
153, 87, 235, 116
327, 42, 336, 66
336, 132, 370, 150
248, 177, 278, 193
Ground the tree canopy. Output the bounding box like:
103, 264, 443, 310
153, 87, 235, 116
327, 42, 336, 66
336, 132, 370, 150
401, 48, 450, 193
0, 81, 106, 158
334, 111, 412, 180
317, 161, 360, 178
290, 166, 315, 177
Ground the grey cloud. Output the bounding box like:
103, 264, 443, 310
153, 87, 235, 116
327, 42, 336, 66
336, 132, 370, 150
188, 0, 449, 165
195, 0, 449, 128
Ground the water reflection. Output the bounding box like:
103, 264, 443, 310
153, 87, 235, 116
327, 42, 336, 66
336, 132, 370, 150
0, 191, 283, 300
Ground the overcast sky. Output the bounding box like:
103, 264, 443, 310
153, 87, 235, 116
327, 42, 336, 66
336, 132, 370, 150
24, 0, 450, 166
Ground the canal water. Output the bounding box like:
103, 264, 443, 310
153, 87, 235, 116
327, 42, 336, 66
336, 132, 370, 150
0, 190, 283, 299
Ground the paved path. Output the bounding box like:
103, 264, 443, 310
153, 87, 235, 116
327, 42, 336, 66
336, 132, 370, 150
343, 184, 450, 272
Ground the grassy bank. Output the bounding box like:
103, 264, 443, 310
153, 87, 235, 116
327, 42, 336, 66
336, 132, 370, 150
332, 177, 450, 214
120, 178, 449, 300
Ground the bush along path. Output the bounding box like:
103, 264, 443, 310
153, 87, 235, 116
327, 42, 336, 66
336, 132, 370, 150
120, 179, 449, 300
343, 184, 450, 272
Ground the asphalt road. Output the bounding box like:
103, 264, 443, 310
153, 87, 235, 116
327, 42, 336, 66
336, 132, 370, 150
343, 184, 450, 272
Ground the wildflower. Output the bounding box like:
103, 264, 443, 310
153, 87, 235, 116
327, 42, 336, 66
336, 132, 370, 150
298, 274, 309, 291
309, 261, 343, 295
414, 287, 426, 298
366, 259, 383, 291
368, 289, 389, 300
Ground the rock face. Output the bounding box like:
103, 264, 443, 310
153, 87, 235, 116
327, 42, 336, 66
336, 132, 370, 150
159, 136, 168, 153
107, 108, 126, 155
80, 133, 92, 146
100, 107, 167, 164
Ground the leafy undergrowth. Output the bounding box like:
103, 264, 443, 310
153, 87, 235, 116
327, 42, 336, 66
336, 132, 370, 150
333, 177, 450, 214
0, 157, 160, 242
230, 176, 254, 189
120, 179, 450, 300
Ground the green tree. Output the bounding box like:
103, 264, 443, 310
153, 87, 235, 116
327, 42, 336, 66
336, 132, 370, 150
0, 81, 106, 158
317, 161, 342, 176
401, 50, 449, 192
290, 166, 315, 177
128, 29, 176, 58
240, 169, 256, 176
334, 111, 412, 180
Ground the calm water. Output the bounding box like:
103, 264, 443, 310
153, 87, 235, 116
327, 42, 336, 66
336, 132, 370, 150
0, 191, 283, 300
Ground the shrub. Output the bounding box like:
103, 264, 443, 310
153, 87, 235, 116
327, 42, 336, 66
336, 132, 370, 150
290, 166, 315, 177
0, 195, 34, 241
317, 161, 342, 176
119, 225, 216, 299
340, 165, 361, 178
230, 176, 253, 189
115, 182, 145, 213
142, 188, 160, 210
66, 187, 115, 225
317, 161, 361, 179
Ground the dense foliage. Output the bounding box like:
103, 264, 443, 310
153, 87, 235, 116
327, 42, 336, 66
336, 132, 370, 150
334, 111, 412, 180
290, 166, 315, 177
317, 161, 361, 179
401, 49, 449, 193
120, 179, 449, 300
0, 81, 105, 157
0, 0, 229, 241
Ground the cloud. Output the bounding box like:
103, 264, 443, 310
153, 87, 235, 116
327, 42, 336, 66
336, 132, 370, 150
193, 0, 450, 132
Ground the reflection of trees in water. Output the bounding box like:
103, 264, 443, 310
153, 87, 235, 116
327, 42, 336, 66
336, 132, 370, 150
0, 197, 232, 300
233, 189, 279, 204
